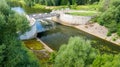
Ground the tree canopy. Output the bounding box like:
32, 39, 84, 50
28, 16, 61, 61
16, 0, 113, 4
23, 0, 100, 7
0, 0, 40, 66
98, 0, 120, 36
92, 54, 120, 67
54, 37, 98, 67
52, 37, 120, 67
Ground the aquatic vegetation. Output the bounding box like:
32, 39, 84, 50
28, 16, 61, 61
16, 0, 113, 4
23, 39, 44, 50
38, 23, 120, 54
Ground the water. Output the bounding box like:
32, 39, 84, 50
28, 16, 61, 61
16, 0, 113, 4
12, 7, 120, 54
11, 7, 25, 14
38, 19, 56, 31
37, 22, 120, 54
35, 20, 45, 33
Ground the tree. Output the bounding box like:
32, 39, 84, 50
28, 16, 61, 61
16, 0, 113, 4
72, 0, 76, 5
67, 1, 71, 8
51, 0, 55, 6
0, 44, 6, 65
92, 54, 114, 67
98, 0, 110, 12
6, 0, 24, 7
98, 0, 120, 36
3, 35, 40, 67
54, 0, 61, 6
0, 0, 40, 66
24, 0, 35, 7
92, 54, 120, 67
23, 0, 99, 6
61, 0, 69, 5
54, 37, 98, 67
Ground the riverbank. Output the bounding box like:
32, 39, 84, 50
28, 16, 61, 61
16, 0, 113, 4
36, 38, 54, 52
52, 18, 120, 46
23, 38, 54, 65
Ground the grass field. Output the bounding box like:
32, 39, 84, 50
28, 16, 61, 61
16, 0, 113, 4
73, 5, 99, 10
23, 4, 52, 14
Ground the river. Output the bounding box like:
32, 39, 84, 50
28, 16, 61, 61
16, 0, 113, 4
11, 7, 120, 54
37, 22, 120, 54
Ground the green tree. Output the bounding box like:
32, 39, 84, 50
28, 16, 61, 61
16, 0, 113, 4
0, 0, 40, 66
61, 0, 69, 5
3, 36, 40, 67
98, 0, 110, 12
67, 1, 71, 8
24, 0, 35, 7
98, 0, 120, 36
92, 54, 114, 67
0, 44, 6, 65
6, 0, 24, 7
72, 0, 76, 5
51, 0, 55, 6
54, 37, 98, 67
92, 54, 120, 67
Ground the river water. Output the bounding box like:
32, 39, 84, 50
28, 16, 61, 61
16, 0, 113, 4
12, 7, 120, 54
37, 22, 120, 54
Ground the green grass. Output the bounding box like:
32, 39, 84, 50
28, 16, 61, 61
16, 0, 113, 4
46, 4, 99, 11
23, 4, 98, 14
23, 4, 52, 14
66, 11, 97, 16
23, 39, 44, 50
47, 6, 68, 10
73, 5, 99, 11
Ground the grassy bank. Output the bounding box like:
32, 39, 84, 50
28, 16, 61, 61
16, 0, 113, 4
66, 11, 97, 16
72, 5, 99, 11
23, 4, 52, 14
23, 39, 52, 67
46, 4, 99, 11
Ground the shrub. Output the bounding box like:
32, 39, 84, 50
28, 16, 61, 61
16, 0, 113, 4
97, 0, 120, 36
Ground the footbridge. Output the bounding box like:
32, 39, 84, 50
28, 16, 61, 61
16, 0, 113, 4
29, 13, 59, 20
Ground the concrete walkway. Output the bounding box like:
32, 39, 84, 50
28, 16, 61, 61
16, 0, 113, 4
36, 38, 54, 52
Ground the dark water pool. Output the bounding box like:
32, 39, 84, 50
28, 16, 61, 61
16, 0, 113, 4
37, 23, 120, 54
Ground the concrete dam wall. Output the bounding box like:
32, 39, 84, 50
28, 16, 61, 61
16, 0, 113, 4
53, 13, 92, 25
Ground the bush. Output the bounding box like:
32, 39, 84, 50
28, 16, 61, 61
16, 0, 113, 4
92, 54, 120, 67
97, 0, 120, 36
117, 29, 120, 36
48, 52, 57, 64
107, 31, 112, 36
